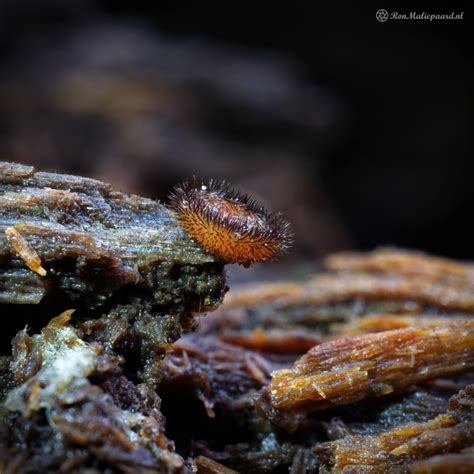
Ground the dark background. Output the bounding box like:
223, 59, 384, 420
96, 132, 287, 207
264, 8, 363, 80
1, 1, 472, 275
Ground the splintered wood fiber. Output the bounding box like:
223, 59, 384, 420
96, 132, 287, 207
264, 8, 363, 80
269, 322, 474, 411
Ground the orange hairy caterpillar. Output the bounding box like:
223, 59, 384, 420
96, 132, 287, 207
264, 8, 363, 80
169, 178, 293, 267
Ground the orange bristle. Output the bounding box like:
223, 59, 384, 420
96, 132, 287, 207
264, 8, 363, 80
169, 179, 292, 266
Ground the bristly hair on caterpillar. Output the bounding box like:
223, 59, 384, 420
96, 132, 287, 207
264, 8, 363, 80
169, 178, 293, 267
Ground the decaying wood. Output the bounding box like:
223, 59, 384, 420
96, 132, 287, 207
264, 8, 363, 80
218, 327, 326, 353
313, 385, 474, 471
409, 453, 474, 473
203, 249, 474, 362
1, 311, 184, 473
0, 161, 231, 472
194, 455, 239, 474
336, 314, 473, 335
325, 247, 474, 283
4, 225, 47, 276
2, 193, 474, 474
219, 274, 474, 313
267, 322, 474, 412
314, 419, 474, 470
160, 334, 278, 417
220, 248, 474, 313
242, 274, 474, 312
195, 249, 474, 471
0, 161, 222, 306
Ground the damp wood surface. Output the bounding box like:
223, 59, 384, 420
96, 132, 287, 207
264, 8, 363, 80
267, 322, 474, 412
203, 248, 474, 353
0, 163, 230, 473
2, 185, 474, 474
0, 161, 228, 405
313, 384, 474, 471
0, 161, 219, 306
199, 248, 474, 471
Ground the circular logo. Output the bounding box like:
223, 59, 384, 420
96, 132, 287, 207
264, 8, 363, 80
376, 9, 389, 22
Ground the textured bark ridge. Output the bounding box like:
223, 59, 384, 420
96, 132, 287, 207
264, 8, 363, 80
0, 161, 223, 305
0, 161, 228, 383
